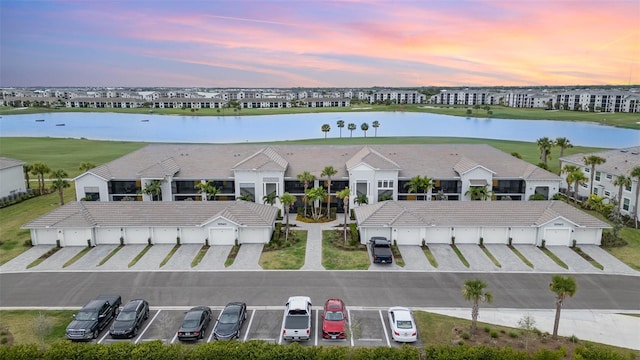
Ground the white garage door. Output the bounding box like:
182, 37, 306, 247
154, 227, 178, 244
510, 228, 536, 245
96, 228, 121, 245
63, 228, 91, 246
544, 228, 571, 246
209, 228, 235, 245
425, 227, 450, 244
395, 228, 421, 245
240, 228, 267, 244
454, 227, 478, 244
181, 228, 204, 244
363, 228, 392, 243
573, 228, 597, 245
35, 229, 58, 245
126, 228, 150, 244
482, 227, 508, 244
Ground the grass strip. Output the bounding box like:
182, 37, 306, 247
421, 246, 439, 268
159, 244, 181, 268
98, 245, 124, 266
26, 247, 61, 269
540, 247, 569, 269
391, 244, 405, 267
508, 245, 534, 268
572, 246, 604, 270
322, 230, 369, 270
479, 245, 502, 268
224, 245, 240, 267
451, 245, 470, 267
259, 231, 307, 270
128, 244, 153, 268
62, 246, 93, 268
191, 245, 210, 267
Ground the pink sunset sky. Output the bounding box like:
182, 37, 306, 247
1, 0, 638, 87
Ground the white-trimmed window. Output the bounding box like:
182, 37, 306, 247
584, 167, 590, 173
604, 190, 611, 197
593, 188, 599, 195
625, 183, 632, 192
595, 171, 601, 182
623, 198, 630, 211
606, 174, 613, 180
377, 180, 394, 189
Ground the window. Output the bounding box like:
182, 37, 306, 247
593, 188, 598, 195
604, 190, 611, 197
377, 180, 394, 189
625, 183, 632, 192
584, 168, 590, 173
264, 182, 277, 196
595, 171, 601, 182
606, 174, 612, 180
623, 198, 630, 211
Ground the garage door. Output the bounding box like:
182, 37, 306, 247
154, 227, 178, 244
240, 228, 267, 244
96, 228, 120, 245
454, 227, 478, 244
209, 228, 235, 245
126, 228, 150, 244
35, 229, 58, 245
63, 229, 91, 246
425, 227, 450, 244
544, 228, 571, 246
395, 228, 421, 245
482, 227, 508, 244
181, 228, 204, 244
510, 228, 536, 245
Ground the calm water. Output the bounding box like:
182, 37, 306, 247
0, 111, 638, 148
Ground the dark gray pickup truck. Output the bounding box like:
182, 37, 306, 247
66, 295, 122, 341
370, 237, 393, 264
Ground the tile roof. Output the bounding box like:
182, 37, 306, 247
354, 200, 610, 228
345, 146, 401, 170
233, 147, 288, 171
0, 157, 25, 170
22, 201, 278, 229
560, 146, 640, 176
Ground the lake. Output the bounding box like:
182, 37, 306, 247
0, 111, 637, 148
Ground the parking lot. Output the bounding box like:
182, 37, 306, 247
94, 306, 422, 348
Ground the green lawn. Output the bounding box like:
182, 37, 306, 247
322, 230, 370, 270
259, 231, 307, 270
0, 310, 76, 345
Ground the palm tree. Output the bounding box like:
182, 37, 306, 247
305, 186, 327, 221
536, 137, 554, 168
336, 120, 344, 138
612, 175, 632, 212
583, 155, 606, 195
31, 162, 50, 194
347, 123, 356, 138
321, 123, 331, 139
23, 163, 32, 190
321, 166, 338, 219
296, 171, 316, 218
262, 192, 277, 206
631, 166, 640, 228
461, 279, 493, 334
554, 138, 573, 174
549, 275, 577, 339
279, 192, 296, 241
195, 181, 220, 201
360, 122, 369, 137
465, 185, 491, 201
404, 175, 432, 201
562, 164, 580, 202
372, 120, 380, 137
78, 162, 96, 172
140, 179, 163, 201
567, 169, 588, 205
50, 169, 70, 205
337, 188, 350, 244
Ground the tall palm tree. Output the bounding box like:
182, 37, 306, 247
549, 275, 577, 340
536, 137, 554, 168
296, 171, 316, 218
461, 279, 493, 334
465, 185, 491, 201
140, 179, 163, 201
360, 122, 369, 137
567, 169, 588, 205
583, 155, 606, 195
305, 186, 327, 221
23, 163, 32, 190
631, 166, 640, 228
50, 169, 70, 205
279, 192, 296, 241
562, 164, 580, 202
337, 188, 350, 244
372, 120, 380, 137
347, 123, 356, 138
31, 162, 50, 194
612, 175, 632, 211
420, 176, 434, 201
336, 120, 344, 138
195, 181, 220, 201
321, 123, 331, 139
78, 162, 96, 172
554, 137, 573, 174
321, 166, 338, 219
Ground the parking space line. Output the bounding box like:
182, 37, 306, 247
170, 332, 178, 344
278, 307, 286, 345
347, 308, 354, 347
378, 310, 391, 347
314, 309, 318, 346
243, 309, 255, 342
135, 309, 161, 344
207, 311, 222, 343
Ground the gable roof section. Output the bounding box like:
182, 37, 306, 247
233, 147, 288, 171
453, 157, 495, 176
138, 157, 180, 178
354, 201, 609, 228
346, 146, 400, 170
22, 201, 278, 229
560, 146, 640, 176
0, 157, 25, 170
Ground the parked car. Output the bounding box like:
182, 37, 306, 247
66, 295, 122, 341
109, 299, 149, 338
321, 298, 346, 340
177, 306, 212, 341
369, 237, 393, 264
387, 307, 417, 342
213, 302, 247, 340
282, 296, 312, 341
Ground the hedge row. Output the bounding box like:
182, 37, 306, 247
1, 341, 632, 360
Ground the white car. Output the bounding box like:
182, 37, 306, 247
387, 307, 417, 342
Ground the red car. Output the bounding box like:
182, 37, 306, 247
321, 298, 347, 339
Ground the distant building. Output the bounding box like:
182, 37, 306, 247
0, 157, 26, 200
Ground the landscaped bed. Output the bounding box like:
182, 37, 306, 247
322, 229, 369, 270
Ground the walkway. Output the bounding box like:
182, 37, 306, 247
297, 214, 340, 270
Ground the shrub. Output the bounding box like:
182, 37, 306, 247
483, 326, 491, 333
461, 331, 470, 340
349, 223, 359, 246
508, 331, 518, 338
490, 331, 499, 338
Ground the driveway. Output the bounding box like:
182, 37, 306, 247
483, 245, 533, 272
67, 245, 117, 270
33, 246, 85, 270
98, 244, 146, 270
194, 245, 232, 270
162, 244, 202, 270
427, 244, 469, 271
512, 245, 566, 272
130, 245, 174, 270
397, 245, 435, 270
229, 244, 263, 270
455, 244, 499, 271
547, 246, 601, 273
580, 245, 638, 275
0, 245, 55, 272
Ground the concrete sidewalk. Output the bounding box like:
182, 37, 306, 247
423, 307, 640, 351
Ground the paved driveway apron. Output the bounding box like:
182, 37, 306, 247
67, 245, 117, 270
228, 244, 263, 270
397, 246, 435, 270
548, 246, 601, 273
194, 245, 231, 270
98, 244, 146, 270
455, 244, 499, 271
580, 245, 638, 275
0, 245, 55, 272
513, 245, 566, 272
131, 245, 174, 270
34, 246, 85, 270
162, 244, 202, 270
483, 244, 533, 272
428, 244, 468, 271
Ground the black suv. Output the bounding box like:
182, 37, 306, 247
109, 299, 150, 338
